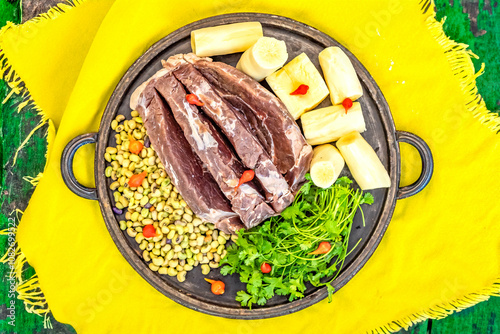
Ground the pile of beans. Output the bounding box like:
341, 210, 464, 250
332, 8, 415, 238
104, 111, 233, 282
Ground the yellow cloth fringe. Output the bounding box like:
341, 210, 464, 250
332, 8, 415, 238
421, 0, 500, 133
0, 0, 88, 326
1, 0, 499, 333
0, 228, 51, 328
364, 5, 500, 333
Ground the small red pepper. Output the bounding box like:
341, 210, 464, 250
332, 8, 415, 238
142, 224, 156, 238
308, 241, 331, 255
342, 98, 353, 114
205, 278, 225, 295
235, 170, 255, 189
186, 93, 204, 106
260, 262, 272, 274
128, 170, 147, 188
290, 84, 309, 95
128, 135, 144, 154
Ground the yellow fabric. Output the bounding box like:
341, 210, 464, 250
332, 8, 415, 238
2, 0, 498, 333
0, 0, 115, 126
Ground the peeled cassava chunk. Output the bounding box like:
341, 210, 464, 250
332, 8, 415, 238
319, 46, 363, 105
266, 53, 329, 119
336, 131, 391, 190
310, 144, 345, 188
301, 102, 366, 145
236, 36, 288, 82
191, 22, 263, 57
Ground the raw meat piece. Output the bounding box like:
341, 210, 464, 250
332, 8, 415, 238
172, 63, 294, 212
153, 74, 275, 228
135, 87, 244, 234
190, 57, 313, 192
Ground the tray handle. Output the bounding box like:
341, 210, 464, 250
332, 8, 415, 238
396, 131, 433, 200
61, 133, 98, 200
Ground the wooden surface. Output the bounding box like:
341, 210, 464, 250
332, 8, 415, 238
0, 0, 498, 333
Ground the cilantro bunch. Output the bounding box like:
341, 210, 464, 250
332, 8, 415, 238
220, 175, 373, 308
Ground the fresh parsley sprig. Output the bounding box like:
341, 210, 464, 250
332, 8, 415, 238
220, 174, 373, 308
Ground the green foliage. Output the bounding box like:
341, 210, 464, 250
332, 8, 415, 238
435, 0, 500, 116
220, 175, 372, 307
0, 0, 21, 26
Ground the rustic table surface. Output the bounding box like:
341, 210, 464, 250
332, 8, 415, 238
0, 0, 498, 333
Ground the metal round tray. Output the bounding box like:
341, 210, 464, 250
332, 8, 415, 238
61, 13, 433, 319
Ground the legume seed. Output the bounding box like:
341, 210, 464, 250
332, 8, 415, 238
152, 257, 163, 266
105, 166, 113, 177
167, 230, 176, 240
192, 218, 203, 227
135, 233, 144, 244
201, 264, 210, 275
176, 270, 186, 282
218, 236, 226, 245
196, 253, 203, 262
115, 114, 125, 122
213, 253, 221, 263
126, 227, 137, 237
167, 267, 177, 276
143, 250, 150, 262
166, 249, 174, 260
119, 220, 127, 231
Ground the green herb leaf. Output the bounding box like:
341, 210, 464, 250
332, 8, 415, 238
224, 176, 373, 307
281, 205, 305, 220
361, 192, 374, 205
236, 291, 253, 308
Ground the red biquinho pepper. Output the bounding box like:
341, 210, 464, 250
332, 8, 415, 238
186, 93, 204, 106
128, 135, 144, 154
260, 262, 272, 274
235, 170, 255, 189
128, 170, 147, 188
342, 98, 353, 114
308, 241, 331, 255
290, 84, 309, 95
142, 224, 157, 238
205, 278, 225, 295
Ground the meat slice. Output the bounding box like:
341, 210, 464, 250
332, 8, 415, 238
135, 88, 244, 234
190, 58, 313, 192
153, 74, 275, 229
172, 63, 294, 213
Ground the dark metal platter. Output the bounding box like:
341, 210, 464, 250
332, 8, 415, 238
61, 13, 433, 319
